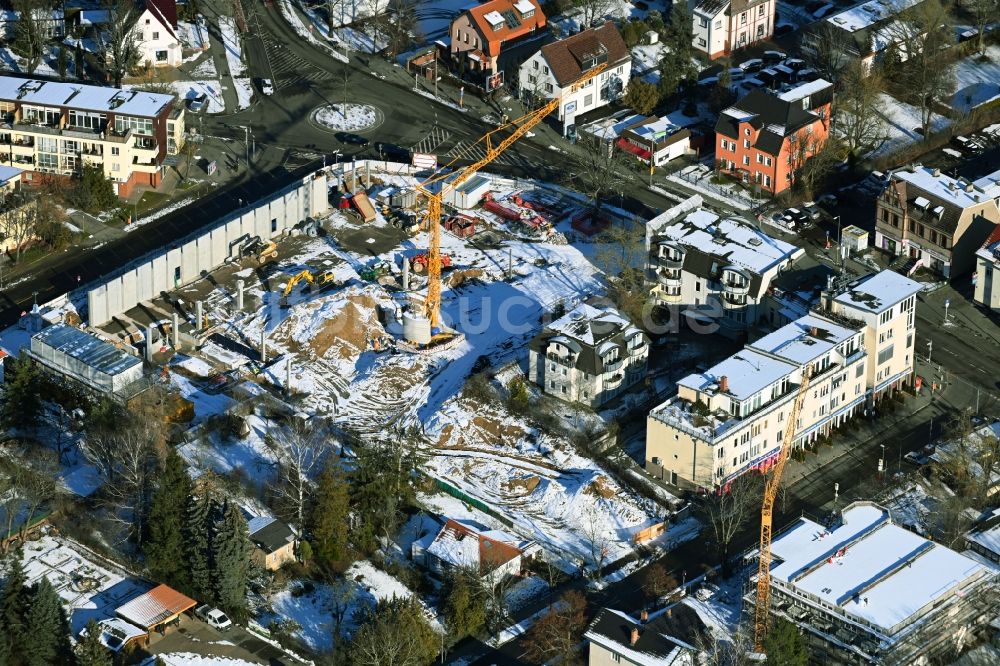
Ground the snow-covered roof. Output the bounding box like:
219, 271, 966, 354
0, 76, 174, 117
678, 348, 798, 403
976, 225, 1000, 265
890, 165, 1000, 210
630, 116, 686, 142
833, 269, 922, 314
483, 9, 505, 25
770, 502, 992, 633
82, 618, 147, 652
0, 164, 22, 184
546, 302, 632, 348
824, 0, 921, 34
777, 78, 833, 103
425, 519, 525, 573
967, 509, 1000, 558
647, 205, 803, 277
749, 313, 861, 367
514, 0, 535, 12
115, 584, 197, 629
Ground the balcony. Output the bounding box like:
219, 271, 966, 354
723, 280, 749, 295
655, 252, 683, 268
604, 372, 624, 389
655, 289, 683, 304
11, 121, 61, 137
657, 269, 682, 287
722, 293, 747, 308
629, 340, 647, 356
8, 142, 35, 155
602, 357, 624, 373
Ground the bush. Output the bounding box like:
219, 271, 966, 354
463, 372, 497, 404
623, 79, 660, 115
507, 376, 530, 415
73, 165, 117, 214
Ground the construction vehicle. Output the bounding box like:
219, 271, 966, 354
281, 269, 337, 301
753, 368, 812, 652
410, 62, 609, 346
410, 253, 451, 274
243, 238, 278, 265
359, 260, 391, 282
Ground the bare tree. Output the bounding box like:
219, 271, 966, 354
382, 0, 421, 59
886, 0, 956, 138
80, 421, 159, 546
522, 590, 588, 665
0, 192, 40, 263
966, 0, 998, 54
807, 23, 853, 80
12, 0, 48, 73
698, 473, 761, 574
694, 616, 756, 666
99, 0, 143, 88
0, 455, 56, 554
581, 504, 611, 578
568, 134, 634, 212
272, 420, 330, 529
574, 0, 619, 27
642, 561, 678, 601
837, 60, 889, 158
790, 132, 841, 197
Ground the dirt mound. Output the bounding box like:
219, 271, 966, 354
448, 269, 485, 288
295, 292, 383, 359
586, 476, 616, 499
505, 475, 540, 495
471, 415, 525, 445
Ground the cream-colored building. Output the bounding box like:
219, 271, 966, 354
0, 77, 184, 197
646, 270, 921, 490
974, 226, 1000, 312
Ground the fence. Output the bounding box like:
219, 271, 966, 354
675, 168, 757, 206
431, 477, 515, 529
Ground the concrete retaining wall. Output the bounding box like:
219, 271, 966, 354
87, 168, 330, 326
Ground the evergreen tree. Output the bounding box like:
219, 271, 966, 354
210, 501, 251, 621
658, 4, 697, 98
184, 493, 213, 601
0, 355, 44, 431
57, 43, 68, 79
0, 548, 30, 662
145, 449, 193, 588
75, 619, 112, 666
442, 568, 486, 640
763, 617, 809, 666
74, 42, 84, 78
349, 595, 439, 666
26, 578, 72, 666
308, 457, 350, 567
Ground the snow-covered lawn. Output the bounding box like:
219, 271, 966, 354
872, 93, 952, 157
415, 0, 479, 42
950, 46, 1000, 112
313, 103, 378, 131
218, 15, 246, 77
277, 0, 349, 62
551, 0, 668, 34
233, 77, 254, 110
178, 17, 211, 51
632, 43, 665, 75
191, 57, 218, 78
262, 560, 441, 651
171, 80, 226, 113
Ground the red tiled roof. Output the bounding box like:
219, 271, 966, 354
983, 224, 1000, 248
466, 0, 546, 58
116, 584, 196, 629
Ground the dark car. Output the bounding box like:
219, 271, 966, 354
763, 50, 787, 64
335, 132, 370, 146
187, 94, 207, 112
373, 142, 410, 161
774, 23, 794, 37
784, 208, 809, 225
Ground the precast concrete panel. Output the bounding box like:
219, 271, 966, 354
106, 278, 123, 321
151, 255, 169, 294
135, 263, 153, 303
181, 240, 199, 283
88, 287, 107, 326
120, 271, 137, 308
197, 234, 212, 270
166, 248, 183, 289
210, 228, 227, 265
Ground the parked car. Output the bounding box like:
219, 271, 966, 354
817, 193, 838, 207
187, 94, 207, 112
784, 208, 809, 225
259, 78, 274, 95
195, 605, 233, 631
335, 132, 370, 146
763, 50, 786, 64
739, 58, 763, 72
803, 203, 823, 220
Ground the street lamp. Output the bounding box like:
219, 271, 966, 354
879, 444, 885, 479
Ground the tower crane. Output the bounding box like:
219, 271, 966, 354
407, 62, 609, 344
753, 367, 812, 652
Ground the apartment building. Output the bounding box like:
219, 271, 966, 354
760, 502, 997, 665
645, 269, 921, 490
517, 22, 629, 131
715, 79, 833, 194
803, 0, 926, 75
974, 225, 1000, 311
527, 302, 648, 408
0, 77, 184, 197
645, 196, 804, 338
450, 0, 546, 86
875, 165, 1000, 278
689, 0, 775, 60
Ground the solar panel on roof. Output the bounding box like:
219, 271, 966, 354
502, 9, 521, 29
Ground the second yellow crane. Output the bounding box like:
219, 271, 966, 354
408, 62, 609, 343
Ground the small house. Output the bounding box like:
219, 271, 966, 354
247, 516, 296, 571
413, 519, 537, 585
115, 584, 196, 634
80, 617, 149, 653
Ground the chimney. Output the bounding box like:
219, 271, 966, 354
966, 183, 974, 193
932, 168, 940, 177
640, 609, 649, 623
810, 326, 818, 337
667, 608, 672, 618
630, 627, 640, 646
719, 376, 729, 393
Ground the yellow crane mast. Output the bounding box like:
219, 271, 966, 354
754, 368, 812, 652
412, 63, 608, 337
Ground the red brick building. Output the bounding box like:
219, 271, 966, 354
714, 79, 833, 195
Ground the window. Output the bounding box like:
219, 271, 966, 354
714, 20, 722, 29
584, 94, 593, 107
112, 163, 120, 172
700, 17, 709, 28
757, 24, 765, 38
698, 37, 707, 47
763, 174, 771, 187
153, 31, 160, 39
756, 154, 762, 164
545, 83, 553, 93
155, 50, 168, 62
528, 74, 536, 83
744, 139, 750, 148
759, 5, 765, 16
532, 60, 538, 69
765, 156, 772, 166
741, 12, 747, 24
68, 110, 106, 130
111, 147, 120, 156
543, 65, 549, 74
877, 345, 894, 366
114, 115, 153, 135
743, 155, 749, 165
271, 218, 278, 232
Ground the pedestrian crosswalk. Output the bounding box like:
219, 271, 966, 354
261, 33, 334, 90
444, 139, 529, 167
410, 125, 451, 154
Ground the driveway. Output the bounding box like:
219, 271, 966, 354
145, 615, 299, 665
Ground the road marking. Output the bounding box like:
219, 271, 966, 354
411, 126, 451, 154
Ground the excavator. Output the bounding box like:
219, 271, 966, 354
280, 269, 336, 305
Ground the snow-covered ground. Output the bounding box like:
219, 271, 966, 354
233, 77, 254, 110
278, 0, 349, 62
191, 57, 218, 78
155, 655, 260, 666
218, 15, 246, 77
166, 80, 225, 114
872, 93, 952, 156
415, 0, 478, 42
313, 103, 378, 131
262, 560, 442, 651
631, 43, 665, 76
177, 17, 211, 52
950, 46, 1000, 112
551, 0, 668, 34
